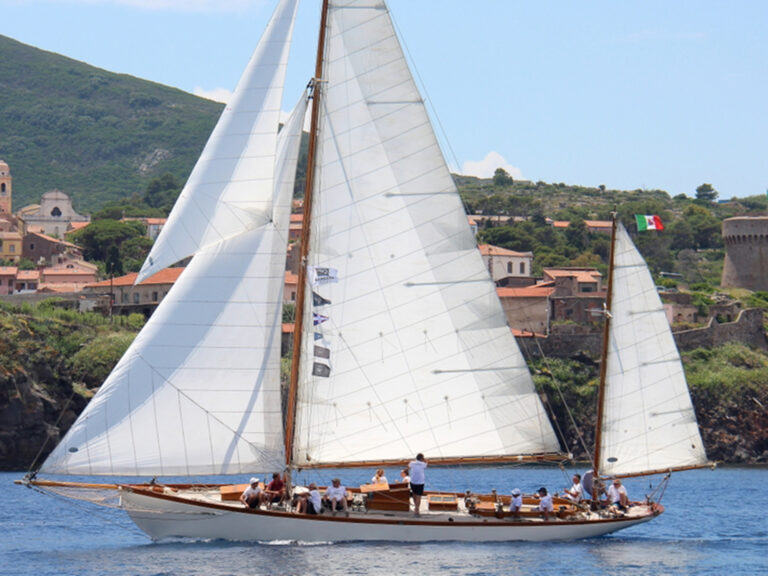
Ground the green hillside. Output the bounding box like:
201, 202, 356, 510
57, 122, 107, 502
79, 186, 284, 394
0, 34, 223, 212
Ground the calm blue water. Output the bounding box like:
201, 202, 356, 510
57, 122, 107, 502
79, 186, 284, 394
1, 467, 766, 576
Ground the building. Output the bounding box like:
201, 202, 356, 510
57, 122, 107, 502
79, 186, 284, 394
0, 231, 22, 262
496, 283, 555, 335
83, 267, 185, 316
721, 216, 768, 291
478, 244, 533, 283
18, 190, 90, 237
39, 260, 98, 290
0, 160, 12, 215
22, 231, 83, 266
0, 266, 16, 295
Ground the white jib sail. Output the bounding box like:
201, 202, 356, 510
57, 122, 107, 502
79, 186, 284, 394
291, 0, 561, 466
599, 223, 707, 476
40, 51, 309, 479
136, 0, 299, 284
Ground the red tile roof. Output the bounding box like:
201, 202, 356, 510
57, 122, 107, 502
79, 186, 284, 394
86, 267, 185, 288
478, 244, 532, 257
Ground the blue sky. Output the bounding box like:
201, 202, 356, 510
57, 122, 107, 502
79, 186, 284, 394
2, 0, 766, 199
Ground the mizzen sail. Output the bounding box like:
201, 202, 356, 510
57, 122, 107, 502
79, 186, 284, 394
599, 223, 707, 477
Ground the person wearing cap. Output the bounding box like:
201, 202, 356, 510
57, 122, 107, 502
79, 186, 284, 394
509, 488, 523, 518
564, 473, 584, 502
607, 478, 629, 511
535, 487, 554, 521
323, 478, 349, 516
296, 483, 322, 515
240, 477, 264, 509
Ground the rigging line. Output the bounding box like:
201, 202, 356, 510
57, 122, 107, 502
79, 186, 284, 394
388, 2, 463, 181
26, 387, 77, 476
528, 330, 593, 462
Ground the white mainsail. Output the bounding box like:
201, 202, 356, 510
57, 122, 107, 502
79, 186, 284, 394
599, 223, 707, 476
40, 11, 308, 477
291, 0, 561, 466
136, 0, 299, 284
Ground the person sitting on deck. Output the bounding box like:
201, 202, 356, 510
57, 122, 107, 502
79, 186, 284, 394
264, 472, 286, 508
563, 473, 583, 503
240, 477, 263, 509
509, 488, 523, 518
371, 468, 388, 485
296, 483, 322, 515
324, 478, 349, 517
535, 487, 554, 521
607, 478, 629, 512
400, 468, 410, 485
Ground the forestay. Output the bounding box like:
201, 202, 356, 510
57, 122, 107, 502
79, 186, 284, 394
136, 0, 299, 284
291, 0, 561, 466
40, 4, 307, 476
599, 223, 707, 476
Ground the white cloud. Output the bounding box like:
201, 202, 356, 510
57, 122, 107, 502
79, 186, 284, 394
461, 151, 523, 180
193, 86, 232, 103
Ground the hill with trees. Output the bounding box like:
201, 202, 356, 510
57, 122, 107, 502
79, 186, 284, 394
0, 34, 222, 212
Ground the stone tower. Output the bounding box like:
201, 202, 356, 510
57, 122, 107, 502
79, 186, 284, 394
0, 159, 11, 214
721, 216, 768, 291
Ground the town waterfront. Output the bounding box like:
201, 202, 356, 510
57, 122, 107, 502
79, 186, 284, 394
1, 466, 765, 576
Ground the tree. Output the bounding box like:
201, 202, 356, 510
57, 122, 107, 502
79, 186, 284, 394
70, 219, 146, 262
493, 168, 514, 187
695, 183, 718, 203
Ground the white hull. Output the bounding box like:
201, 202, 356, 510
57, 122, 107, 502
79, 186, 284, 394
120, 488, 658, 543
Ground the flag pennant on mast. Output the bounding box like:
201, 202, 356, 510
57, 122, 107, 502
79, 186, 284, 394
635, 214, 664, 231
309, 266, 339, 285
312, 362, 331, 377
312, 291, 331, 306
314, 345, 331, 359
313, 313, 329, 326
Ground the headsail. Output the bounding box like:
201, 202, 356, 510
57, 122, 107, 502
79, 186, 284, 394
136, 0, 299, 284
291, 0, 561, 466
598, 223, 707, 477
40, 9, 308, 477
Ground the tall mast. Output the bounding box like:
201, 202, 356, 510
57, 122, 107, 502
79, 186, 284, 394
284, 0, 330, 469
592, 212, 617, 478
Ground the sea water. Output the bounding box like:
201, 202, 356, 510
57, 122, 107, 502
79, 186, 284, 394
1, 467, 766, 576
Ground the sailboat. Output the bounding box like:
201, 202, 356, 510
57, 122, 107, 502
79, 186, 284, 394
20, 0, 710, 542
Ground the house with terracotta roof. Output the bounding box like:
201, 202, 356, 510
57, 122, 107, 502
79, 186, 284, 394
543, 267, 606, 325
0, 231, 22, 262
0, 266, 16, 295
83, 267, 185, 316
22, 231, 83, 266
496, 282, 555, 335
478, 244, 533, 283
40, 260, 98, 289
284, 271, 298, 304
15, 269, 40, 293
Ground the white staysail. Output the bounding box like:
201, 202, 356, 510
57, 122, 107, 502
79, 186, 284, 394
136, 0, 299, 284
40, 22, 309, 478
599, 223, 707, 476
291, 0, 561, 466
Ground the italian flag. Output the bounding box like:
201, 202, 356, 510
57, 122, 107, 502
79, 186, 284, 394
635, 214, 664, 231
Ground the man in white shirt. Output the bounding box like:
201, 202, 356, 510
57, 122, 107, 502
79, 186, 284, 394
564, 473, 583, 502
324, 478, 349, 516
535, 487, 554, 521
408, 453, 427, 516
240, 477, 263, 509
607, 478, 629, 511
509, 488, 523, 518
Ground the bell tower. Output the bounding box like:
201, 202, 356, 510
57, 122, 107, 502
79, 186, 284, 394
0, 160, 11, 215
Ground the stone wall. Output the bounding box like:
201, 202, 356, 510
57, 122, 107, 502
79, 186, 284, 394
517, 307, 766, 359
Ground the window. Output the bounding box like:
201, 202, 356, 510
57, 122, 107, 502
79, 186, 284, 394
1, 183, 5, 193
152, 291, 158, 302
29, 243, 35, 251
9, 245, 14, 253
133, 293, 140, 304
291, 291, 296, 302
507, 262, 512, 274
51, 207, 62, 217
519, 262, 525, 275
122, 292, 129, 303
